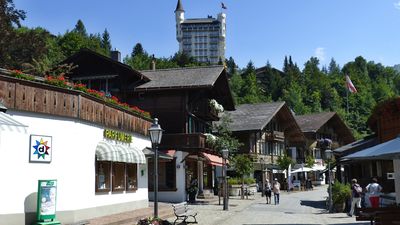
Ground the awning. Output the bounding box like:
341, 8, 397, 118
201, 152, 225, 166
343, 136, 400, 160
143, 148, 174, 160
95, 141, 146, 164
0, 112, 28, 132
291, 167, 313, 173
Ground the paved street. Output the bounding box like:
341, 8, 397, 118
167, 185, 369, 225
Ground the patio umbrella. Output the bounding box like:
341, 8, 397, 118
343, 136, 400, 160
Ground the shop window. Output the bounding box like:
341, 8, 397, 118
112, 162, 126, 192
96, 161, 111, 192
96, 161, 138, 193
126, 163, 138, 191
148, 158, 176, 191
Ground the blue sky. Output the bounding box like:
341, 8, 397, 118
14, 0, 400, 70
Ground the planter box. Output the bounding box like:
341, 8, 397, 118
229, 185, 241, 196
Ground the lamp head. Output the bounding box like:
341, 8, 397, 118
222, 149, 229, 159
325, 149, 333, 160
148, 118, 163, 145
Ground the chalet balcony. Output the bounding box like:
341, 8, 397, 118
191, 98, 219, 121
0, 74, 151, 135
265, 130, 285, 141
159, 133, 215, 152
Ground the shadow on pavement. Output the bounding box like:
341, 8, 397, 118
299, 199, 326, 209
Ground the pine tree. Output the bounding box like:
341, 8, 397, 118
73, 19, 87, 36
101, 29, 112, 54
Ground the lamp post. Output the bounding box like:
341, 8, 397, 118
148, 118, 163, 218
260, 158, 265, 197
325, 149, 333, 213
222, 149, 229, 211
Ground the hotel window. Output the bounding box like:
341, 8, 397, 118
96, 161, 111, 192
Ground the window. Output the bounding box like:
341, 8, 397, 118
112, 162, 125, 191
95, 161, 138, 193
96, 161, 111, 192
126, 163, 138, 191
148, 158, 176, 191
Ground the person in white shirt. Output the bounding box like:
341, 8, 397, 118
365, 177, 382, 208
273, 178, 281, 205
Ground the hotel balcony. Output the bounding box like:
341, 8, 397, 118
265, 131, 285, 142
160, 133, 214, 153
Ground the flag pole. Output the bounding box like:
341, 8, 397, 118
346, 83, 349, 115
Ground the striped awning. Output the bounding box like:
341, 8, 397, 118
0, 112, 28, 132
95, 141, 146, 164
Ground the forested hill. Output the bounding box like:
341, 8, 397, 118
227, 56, 400, 139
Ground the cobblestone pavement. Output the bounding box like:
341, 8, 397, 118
166, 186, 369, 225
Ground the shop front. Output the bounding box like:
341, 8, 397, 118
0, 110, 151, 225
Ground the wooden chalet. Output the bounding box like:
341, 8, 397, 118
336, 98, 400, 194
130, 65, 235, 201
295, 112, 355, 184
221, 102, 304, 183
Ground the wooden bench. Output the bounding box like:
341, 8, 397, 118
356, 207, 400, 225
172, 202, 198, 225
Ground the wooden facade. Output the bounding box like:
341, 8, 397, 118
0, 75, 151, 136
368, 98, 400, 143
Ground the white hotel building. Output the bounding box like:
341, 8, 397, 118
175, 0, 226, 64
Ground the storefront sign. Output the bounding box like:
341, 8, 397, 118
35, 180, 60, 224
103, 129, 132, 143
30, 135, 52, 163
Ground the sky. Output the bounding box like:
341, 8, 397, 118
14, 0, 400, 70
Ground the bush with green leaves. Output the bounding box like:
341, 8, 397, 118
331, 180, 351, 205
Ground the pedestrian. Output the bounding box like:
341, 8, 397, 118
348, 178, 362, 217
365, 177, 382, 208
265, 179, 272, 204
273, 178, 281, 205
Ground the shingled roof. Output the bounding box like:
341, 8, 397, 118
295, 112, 336, 133
136, 66, 224, 91
223, 102, 286, 132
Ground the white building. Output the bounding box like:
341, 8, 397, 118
175, 0, 226, 64
0, 73, 152, 225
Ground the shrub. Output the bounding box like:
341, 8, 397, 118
331, 180, 351, 205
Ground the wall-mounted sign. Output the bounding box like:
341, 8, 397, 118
103, 129, 132, 143
30, 135, 52, 163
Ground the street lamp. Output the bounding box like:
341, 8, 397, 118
222, 149, 229, 211
148, 118, 163, 218
260, 158, 265, 197
325, 149, 333, 213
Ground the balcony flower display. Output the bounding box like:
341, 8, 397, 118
10, 70, 35, 81
209, 99, 224, 113
205, 133, 218, 147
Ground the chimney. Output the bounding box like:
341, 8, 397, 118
151, 54, 156, 71
110, 49, 121, 62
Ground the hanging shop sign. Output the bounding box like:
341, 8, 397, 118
33, 180, 61, 225
30, 135, 53, 163
103, 129, 132, 143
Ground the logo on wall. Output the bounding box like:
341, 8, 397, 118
30, 135, 52, 163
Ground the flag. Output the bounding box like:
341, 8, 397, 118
221, 2, 227, 9
345, 75, 357, 93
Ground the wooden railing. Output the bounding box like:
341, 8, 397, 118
190, 98, 219, 121
265, 130, 285, 141
0, 75, 152, 135
160, 133, 214, 151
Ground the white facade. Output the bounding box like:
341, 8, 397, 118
0, 110, 151, 225
175, 0, 226, 64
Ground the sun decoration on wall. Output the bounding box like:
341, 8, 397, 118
33, 138, 51, 159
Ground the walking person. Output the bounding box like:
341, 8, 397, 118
265, 179, 272, 204
348, 178, 362, 217
273, 178, 281, 205
366, 177, 382, 208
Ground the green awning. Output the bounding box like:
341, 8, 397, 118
96, 141, 146, 164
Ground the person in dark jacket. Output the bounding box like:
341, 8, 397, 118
348, 178, 362, 217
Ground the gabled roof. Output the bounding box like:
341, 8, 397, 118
295, 111, 355, 144
223, 102, 286, 132
137, 66, 224, 91
334, 134, 378, 157
62, 48, 149, 82
295, 112, 336, 133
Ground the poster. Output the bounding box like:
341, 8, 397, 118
36, 180, 57, 221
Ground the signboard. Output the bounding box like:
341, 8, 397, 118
30, 135, 52, 163
35, 180, 60, 224
103, 129, 132, 143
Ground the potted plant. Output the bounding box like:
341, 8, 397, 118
228, 177, 241, 196
137, 217, 172, 225
187, 179, 198, 203
331, 181, 351, 213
